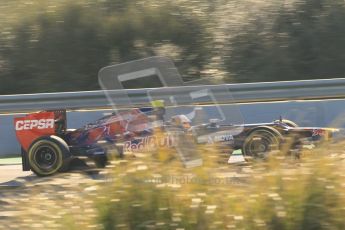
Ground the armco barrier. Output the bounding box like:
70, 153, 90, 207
1, 78, 345, 113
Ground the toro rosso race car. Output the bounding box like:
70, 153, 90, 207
14, 103, 339, 176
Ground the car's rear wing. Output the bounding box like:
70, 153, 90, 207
14, 109, 67, 152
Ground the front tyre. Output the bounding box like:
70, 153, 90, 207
28, 136, 70, 176
243, 128, 282, 159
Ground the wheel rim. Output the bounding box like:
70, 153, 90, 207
245, 131, 279, 158
33, 145, 58, 170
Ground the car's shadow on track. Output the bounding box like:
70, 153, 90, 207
0, 159, 108, 190
0, 154, 254, 192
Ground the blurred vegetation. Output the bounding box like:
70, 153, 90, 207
0, 0, 210, 94
1, 142, 345, 229
1, 0, 345, 94
225, 0, 345, 83
92, 145, 345, 230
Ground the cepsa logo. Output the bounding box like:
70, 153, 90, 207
15, 119, 55, 131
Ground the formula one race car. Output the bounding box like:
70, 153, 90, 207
14, 103, 339, 176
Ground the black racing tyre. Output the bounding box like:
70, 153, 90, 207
94, 155, 108, 168
274, 119, 298, 127
242, 127, 282, 159
28, 136, 70, 176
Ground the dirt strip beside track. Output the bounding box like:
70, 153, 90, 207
0, 165, 32, 185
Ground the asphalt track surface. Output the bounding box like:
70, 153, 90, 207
0, 155, 245, 187
0, 164, 32, 185
0, 159, 112, 228
0, 160, 104, 188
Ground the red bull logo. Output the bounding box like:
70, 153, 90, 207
124, 135, 176, 152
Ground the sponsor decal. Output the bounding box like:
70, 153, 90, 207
124, 135, 176, 152
15, 119, 55, 131
213, 134, 234, 142
197, 133, 234, 144
312, 129, 326, 137
207, 134, 234, 144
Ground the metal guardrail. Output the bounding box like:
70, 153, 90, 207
1, 78, 345, 113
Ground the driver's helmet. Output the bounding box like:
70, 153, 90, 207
151, 100, 166, 121
171, 115, 191, 129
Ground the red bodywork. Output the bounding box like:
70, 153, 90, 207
14, 110, 66, 151
65, 108, 152, 147
14, 108, 153, 153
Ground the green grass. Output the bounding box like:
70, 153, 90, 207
0, 157, 21, 165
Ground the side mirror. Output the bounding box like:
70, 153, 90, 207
208, 119, 220, 128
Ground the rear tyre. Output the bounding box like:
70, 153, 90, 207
28, 136, 70, 176
94, 155, 107, 168
243, 128, 282, 159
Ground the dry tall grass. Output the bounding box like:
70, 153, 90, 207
82, 142, 345, 229
2, 140, 345, 230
